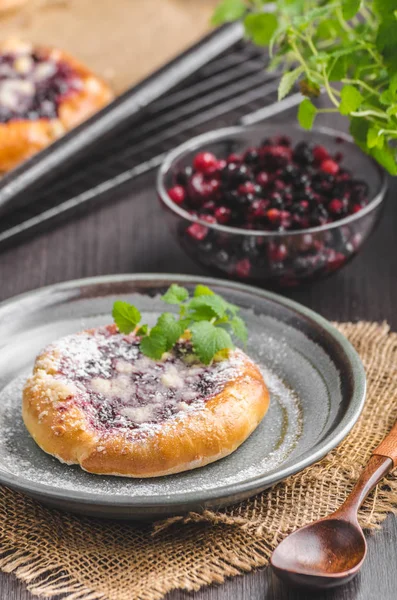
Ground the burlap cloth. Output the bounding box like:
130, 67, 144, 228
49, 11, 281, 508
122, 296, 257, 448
1, 321, 397, 600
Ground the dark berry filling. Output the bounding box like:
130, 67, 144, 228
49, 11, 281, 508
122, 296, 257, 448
0, 49, 82, 123
168, 137, 369, 232
51, 326, 241, 434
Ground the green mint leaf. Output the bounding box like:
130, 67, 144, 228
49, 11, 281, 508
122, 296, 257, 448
367, 126, 384, 149
161, 284, 189, 305
380, 89, 394, 105
187, 295, 227, 320
244, 13, 278, 46
339, 85, 363, 115
112, 301, 141, 334
349, 117, 370, 152
155, 313, 186, 350
389, 72, 397, 95
342, 0, 361, 20
190, 321, 234, 365
328, 56, 347, 82
193, 284, 215, 297
230, 316, 248, 344
376, 20, 397, 73
140, 329, 167, 360
373, 0, 397, 19
298, 99, 317, 129
211, 0, 246, 25
370, 146, 397, 175
278, 66, 304, 101
136, 324, 148, 336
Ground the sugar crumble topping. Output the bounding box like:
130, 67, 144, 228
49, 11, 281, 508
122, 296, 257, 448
43, 325, 244, 437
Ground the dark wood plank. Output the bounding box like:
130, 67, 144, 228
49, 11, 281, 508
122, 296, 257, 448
0, 157, 396, 599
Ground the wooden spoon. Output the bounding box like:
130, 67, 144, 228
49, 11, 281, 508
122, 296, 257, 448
270, 421, 397, 590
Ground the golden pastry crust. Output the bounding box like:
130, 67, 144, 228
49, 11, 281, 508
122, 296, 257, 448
0, 39, 113, 172
22, 328, 269, 478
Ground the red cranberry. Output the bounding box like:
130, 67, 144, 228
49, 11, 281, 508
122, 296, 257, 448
202, 200, 216, 213
313, 145, 329, 164
250, 199, 270, 219
256, 172, 270, 187
235, 258, 251, 278
326, 251, 346, 272
201, 214, 217, 224
238, 182, 257, 195
264, 145, 292, 167
227, 153, 243, 164
351, 204, 363, 214
273, 179, 286, 192
186, 223, 208, 241
188, 173, 217, 203
167, 185, 186, 205
328, 199, 344, 215
268, 243, 288, 262
193, 152, 217, 173
321, 159, 339, 175
214, 206, 232, 224
266, 208, 281, 226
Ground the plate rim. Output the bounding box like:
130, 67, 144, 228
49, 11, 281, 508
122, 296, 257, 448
0, 273, 366, 510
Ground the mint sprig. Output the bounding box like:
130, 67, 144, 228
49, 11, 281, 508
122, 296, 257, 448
212, 0, 397, 175
112, 284, 248, 364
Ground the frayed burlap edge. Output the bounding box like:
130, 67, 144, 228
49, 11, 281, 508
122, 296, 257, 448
1, 321, 397, 600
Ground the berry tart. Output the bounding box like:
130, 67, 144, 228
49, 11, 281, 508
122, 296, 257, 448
23, 325, 269, 477
0, 39, 113, 172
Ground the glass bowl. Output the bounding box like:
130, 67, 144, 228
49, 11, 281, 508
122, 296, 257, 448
157, 124, 387, 287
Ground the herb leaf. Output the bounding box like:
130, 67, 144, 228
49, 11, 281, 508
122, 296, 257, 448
140, 329, 167, 360
244, 13, 278, 46
113, 284, 248, 364
230, 315, 248, 345
156, 313, 187, 350
211, 0, 246, 25
339, 85, 363, 115
278, 66, 304, 101
190, 321, 234, 365
298, 99, 317, 129
112, 301, 141, 334
211, 0, 397, 174
194, 284, 215, 297
187, 295, 227, 320
162, 284, 189, 305
342, 0, 361, 20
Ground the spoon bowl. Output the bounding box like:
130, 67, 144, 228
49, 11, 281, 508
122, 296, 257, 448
271, 517, 367, 589
270, 445, 397, 590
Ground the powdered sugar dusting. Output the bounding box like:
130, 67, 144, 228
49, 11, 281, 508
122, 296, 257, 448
38, 325, 244, 439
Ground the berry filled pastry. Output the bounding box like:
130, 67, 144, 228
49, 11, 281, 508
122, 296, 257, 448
0, 39, 113, 172
23, 285, 269, 478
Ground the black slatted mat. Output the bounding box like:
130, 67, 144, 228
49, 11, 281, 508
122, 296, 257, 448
0, 37, 300, 248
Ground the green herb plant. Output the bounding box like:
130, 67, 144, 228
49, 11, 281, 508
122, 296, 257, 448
112, 284, 248, 365
212, 0, 397, 174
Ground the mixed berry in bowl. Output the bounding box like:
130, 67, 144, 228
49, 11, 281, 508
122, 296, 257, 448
158, 125, 386, 286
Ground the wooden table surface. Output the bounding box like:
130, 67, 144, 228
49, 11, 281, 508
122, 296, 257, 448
0, 165, 396, 600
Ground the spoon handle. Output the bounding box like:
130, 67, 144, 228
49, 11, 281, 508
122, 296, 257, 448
336, 421, 397, 519
373, 420, 397, 467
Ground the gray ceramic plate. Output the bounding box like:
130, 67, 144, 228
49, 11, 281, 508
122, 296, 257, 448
0, 274, 365, 520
